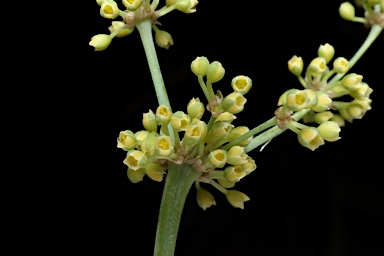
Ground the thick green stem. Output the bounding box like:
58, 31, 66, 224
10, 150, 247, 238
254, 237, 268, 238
327, 24, 382, 87
153, 162, 201, 256
136, 19, 171, 108
244, 109, 311, 153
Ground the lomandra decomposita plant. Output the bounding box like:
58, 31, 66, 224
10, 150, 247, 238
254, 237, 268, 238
89, 0, 383, 255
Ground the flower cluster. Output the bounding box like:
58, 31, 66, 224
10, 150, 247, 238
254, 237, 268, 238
117, 58, 256, 210
90, 0, 199, 51
279, 42, 373, 151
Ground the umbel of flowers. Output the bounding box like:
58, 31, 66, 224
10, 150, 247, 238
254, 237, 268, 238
118, 57, 255, 210
282, 42, 373, 150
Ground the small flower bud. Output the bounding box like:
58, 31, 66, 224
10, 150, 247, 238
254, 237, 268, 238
241, 156, 257, 175
338, 107, 353, 123
117, 130, 137, 151
225, 190, 250, 209
215, 112, 236, 123
218, 178, 235, 188
310, 91, 332, 112
226, 146, 245, 165
342, 73, 363, 91
183, 120, 207, 147
171, 111, 191, 131
278, 89, 296, 106
304, 89, 318, 107
339, 2, 356, 21
221, 92, 247, 114
187, 98, 205, 120
318, 121, 341, 142
206, 61, 225, 83
224, 166, 246, 183
122, 0, 142, 11
89, 34, 112, 51
205, 121, 232, 143
347, 103, 365, 119
127, 168, 146, 183
156, 105, 172, 125
308, 57, 327, 75
108, 21, 135, 38
352, 98, 372, 111
144, 162, 166, 182
191, 56, 209, 77
123, 150, 148, 170
196, 188, 216, 211
135, 130, 150, 146
141, 131, 158, 155
333, 57, 349, 73
143, 109, 157, 132
297, 127, 325, 151
330, 114, 345, 127
228, 126, 252, 147
205, 149, 227, 168
155, 30, 174, 49
231, 75, 252, 95
100, 1, 119, 19
175, 0, 198, 13
314, 111, 334, 124
285, 89, 310, 111
349, 83, 373, 99
318, 43, 335, 64
288, 55, 304, 76
155, 136, 174, 156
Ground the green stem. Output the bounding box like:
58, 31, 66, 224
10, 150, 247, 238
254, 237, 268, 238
136, 19, 171, 108
221, 117, 276, 151
198, 76, 210, 101
136, 19, 175, 143
244, 109, 311, 153
327, 24, 382, 87
154, 162, 201, 256
297, 75, 307, 88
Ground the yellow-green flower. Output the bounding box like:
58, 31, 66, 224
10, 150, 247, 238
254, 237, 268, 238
123, 150, 148, 170
155, 30, 174, 49
89, 34, 112, 51
117, 130, 137, 150
318, 121, 341, 142
287, 55, 304, 76
297, 128, 325, 151
100, 1, 119, 19
196, 188, 216, 211
108, 21, 135, 38
225, 190, 250, 209
191, 56, 209, 77
231, 75, 252, 95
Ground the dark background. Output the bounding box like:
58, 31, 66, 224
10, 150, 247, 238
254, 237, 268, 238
62, 1, 383, 255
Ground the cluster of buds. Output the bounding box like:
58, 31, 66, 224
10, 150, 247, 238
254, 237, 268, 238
282, 42, 373, 151
117, 58, 256, 210
90, 0, 199, 51
339, 1, 384, 27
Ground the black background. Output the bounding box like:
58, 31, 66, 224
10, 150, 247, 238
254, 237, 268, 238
61, 1, 384, 255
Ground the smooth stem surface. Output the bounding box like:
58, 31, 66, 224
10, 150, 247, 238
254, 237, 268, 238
221, 117, 276, 151
136, 19, 171, 108
327, 24, 382, 87
245, 109, 311, 153
137, 19, 175, 143
154, 162, 201, 256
